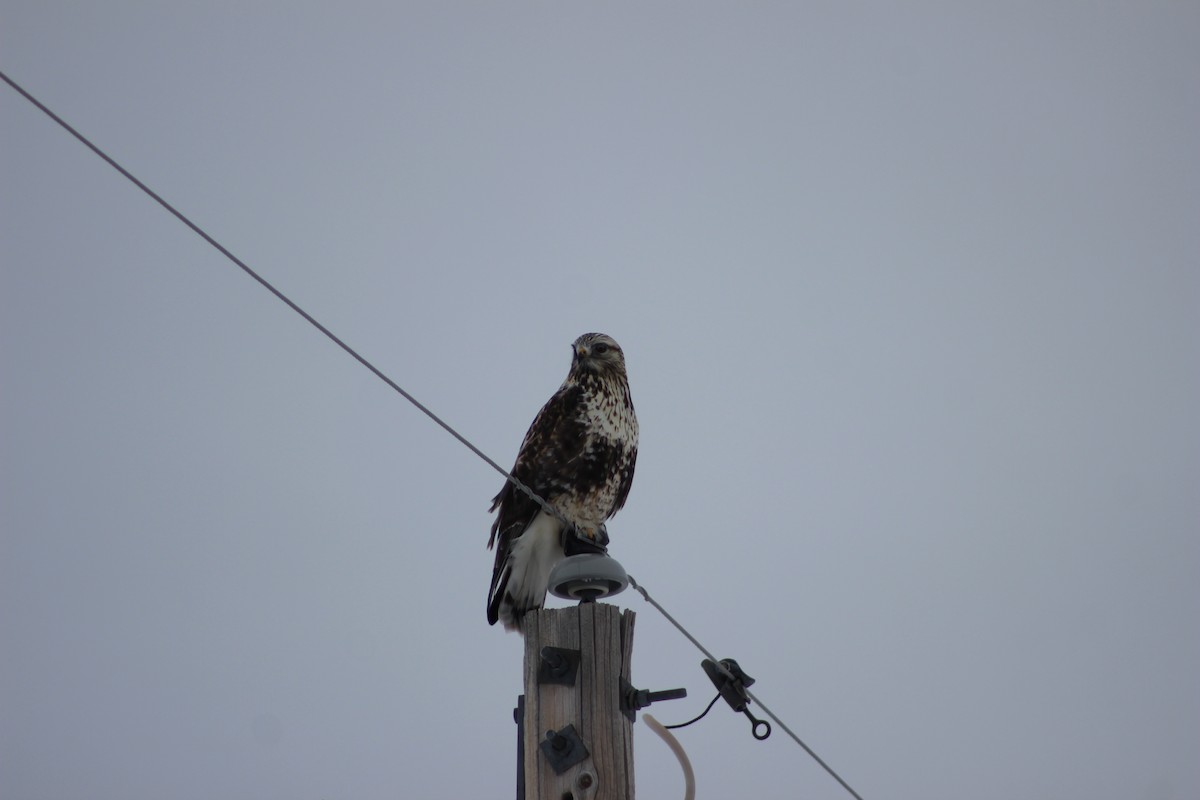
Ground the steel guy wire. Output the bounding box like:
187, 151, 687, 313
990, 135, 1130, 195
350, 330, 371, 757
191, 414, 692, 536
3, 68, 865, 800
0, 67, 570, 532
628, 576, 866, 800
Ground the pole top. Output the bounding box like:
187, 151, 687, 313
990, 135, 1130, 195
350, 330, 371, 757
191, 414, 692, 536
548, 554, 629, 602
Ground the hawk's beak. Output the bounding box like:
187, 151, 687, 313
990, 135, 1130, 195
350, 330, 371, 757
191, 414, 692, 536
575, 345, 589, 359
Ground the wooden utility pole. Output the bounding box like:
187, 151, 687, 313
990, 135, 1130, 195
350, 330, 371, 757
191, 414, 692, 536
520, 602, 636, 800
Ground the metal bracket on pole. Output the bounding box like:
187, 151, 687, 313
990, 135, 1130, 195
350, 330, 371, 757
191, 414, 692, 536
540, 724, 590, 775
620, 676, 688, 722
538, 646, 581, 687
513, 695, 525, 800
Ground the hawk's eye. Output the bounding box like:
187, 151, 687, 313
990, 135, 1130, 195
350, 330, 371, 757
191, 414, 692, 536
594, 343, 610, 355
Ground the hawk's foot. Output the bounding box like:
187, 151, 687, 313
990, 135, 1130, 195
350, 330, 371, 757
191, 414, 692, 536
563, 523, 609, 556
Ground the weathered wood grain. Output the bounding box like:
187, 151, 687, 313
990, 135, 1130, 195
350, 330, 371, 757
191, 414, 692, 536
522, 604, 636, 800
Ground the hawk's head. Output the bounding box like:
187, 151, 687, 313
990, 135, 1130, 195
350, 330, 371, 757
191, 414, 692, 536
570, 332, 627, 380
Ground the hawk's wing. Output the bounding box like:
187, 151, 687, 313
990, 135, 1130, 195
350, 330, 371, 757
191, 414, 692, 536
610, 441, 637, 516
486, 383, 587, 625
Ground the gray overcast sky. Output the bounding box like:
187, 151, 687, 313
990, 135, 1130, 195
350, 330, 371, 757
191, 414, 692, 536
2, 3, 1198, 799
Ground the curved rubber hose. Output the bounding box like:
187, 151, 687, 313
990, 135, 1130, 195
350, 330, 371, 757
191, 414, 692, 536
642, 714, 695, 800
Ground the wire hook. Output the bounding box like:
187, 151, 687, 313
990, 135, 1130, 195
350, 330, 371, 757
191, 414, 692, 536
744, 707, 772, 740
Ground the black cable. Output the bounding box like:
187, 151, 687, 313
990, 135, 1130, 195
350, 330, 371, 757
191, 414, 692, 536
664, 693, 721, 730
629, 576, 866, 800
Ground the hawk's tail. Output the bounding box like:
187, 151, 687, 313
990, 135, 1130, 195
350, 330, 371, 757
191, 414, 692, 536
487, 511, 564, 633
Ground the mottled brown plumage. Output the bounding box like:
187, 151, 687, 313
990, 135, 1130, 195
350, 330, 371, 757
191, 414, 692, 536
487, 333, 638, 631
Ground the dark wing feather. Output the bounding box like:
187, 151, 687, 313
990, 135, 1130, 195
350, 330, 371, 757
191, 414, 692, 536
610, 445, 637, 514
486, 384, 587, 624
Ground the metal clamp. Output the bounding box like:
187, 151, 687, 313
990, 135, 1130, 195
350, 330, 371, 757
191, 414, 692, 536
702, 658, 772, 740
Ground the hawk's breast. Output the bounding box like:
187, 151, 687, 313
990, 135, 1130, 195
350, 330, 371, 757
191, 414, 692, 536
555, 376, 637, 527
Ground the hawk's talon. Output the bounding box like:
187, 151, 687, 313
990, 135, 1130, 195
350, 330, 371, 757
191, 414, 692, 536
563, 523, 609, 557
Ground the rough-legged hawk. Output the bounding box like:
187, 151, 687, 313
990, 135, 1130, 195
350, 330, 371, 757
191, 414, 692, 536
487, 333, 638, 632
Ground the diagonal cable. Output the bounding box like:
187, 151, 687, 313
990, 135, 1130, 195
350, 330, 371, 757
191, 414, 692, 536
0, 67, 569, 530
628, 575, 866, 800
4, 68, 864, 800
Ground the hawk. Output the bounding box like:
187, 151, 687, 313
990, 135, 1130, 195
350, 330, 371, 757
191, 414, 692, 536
487, 333, 638, 632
